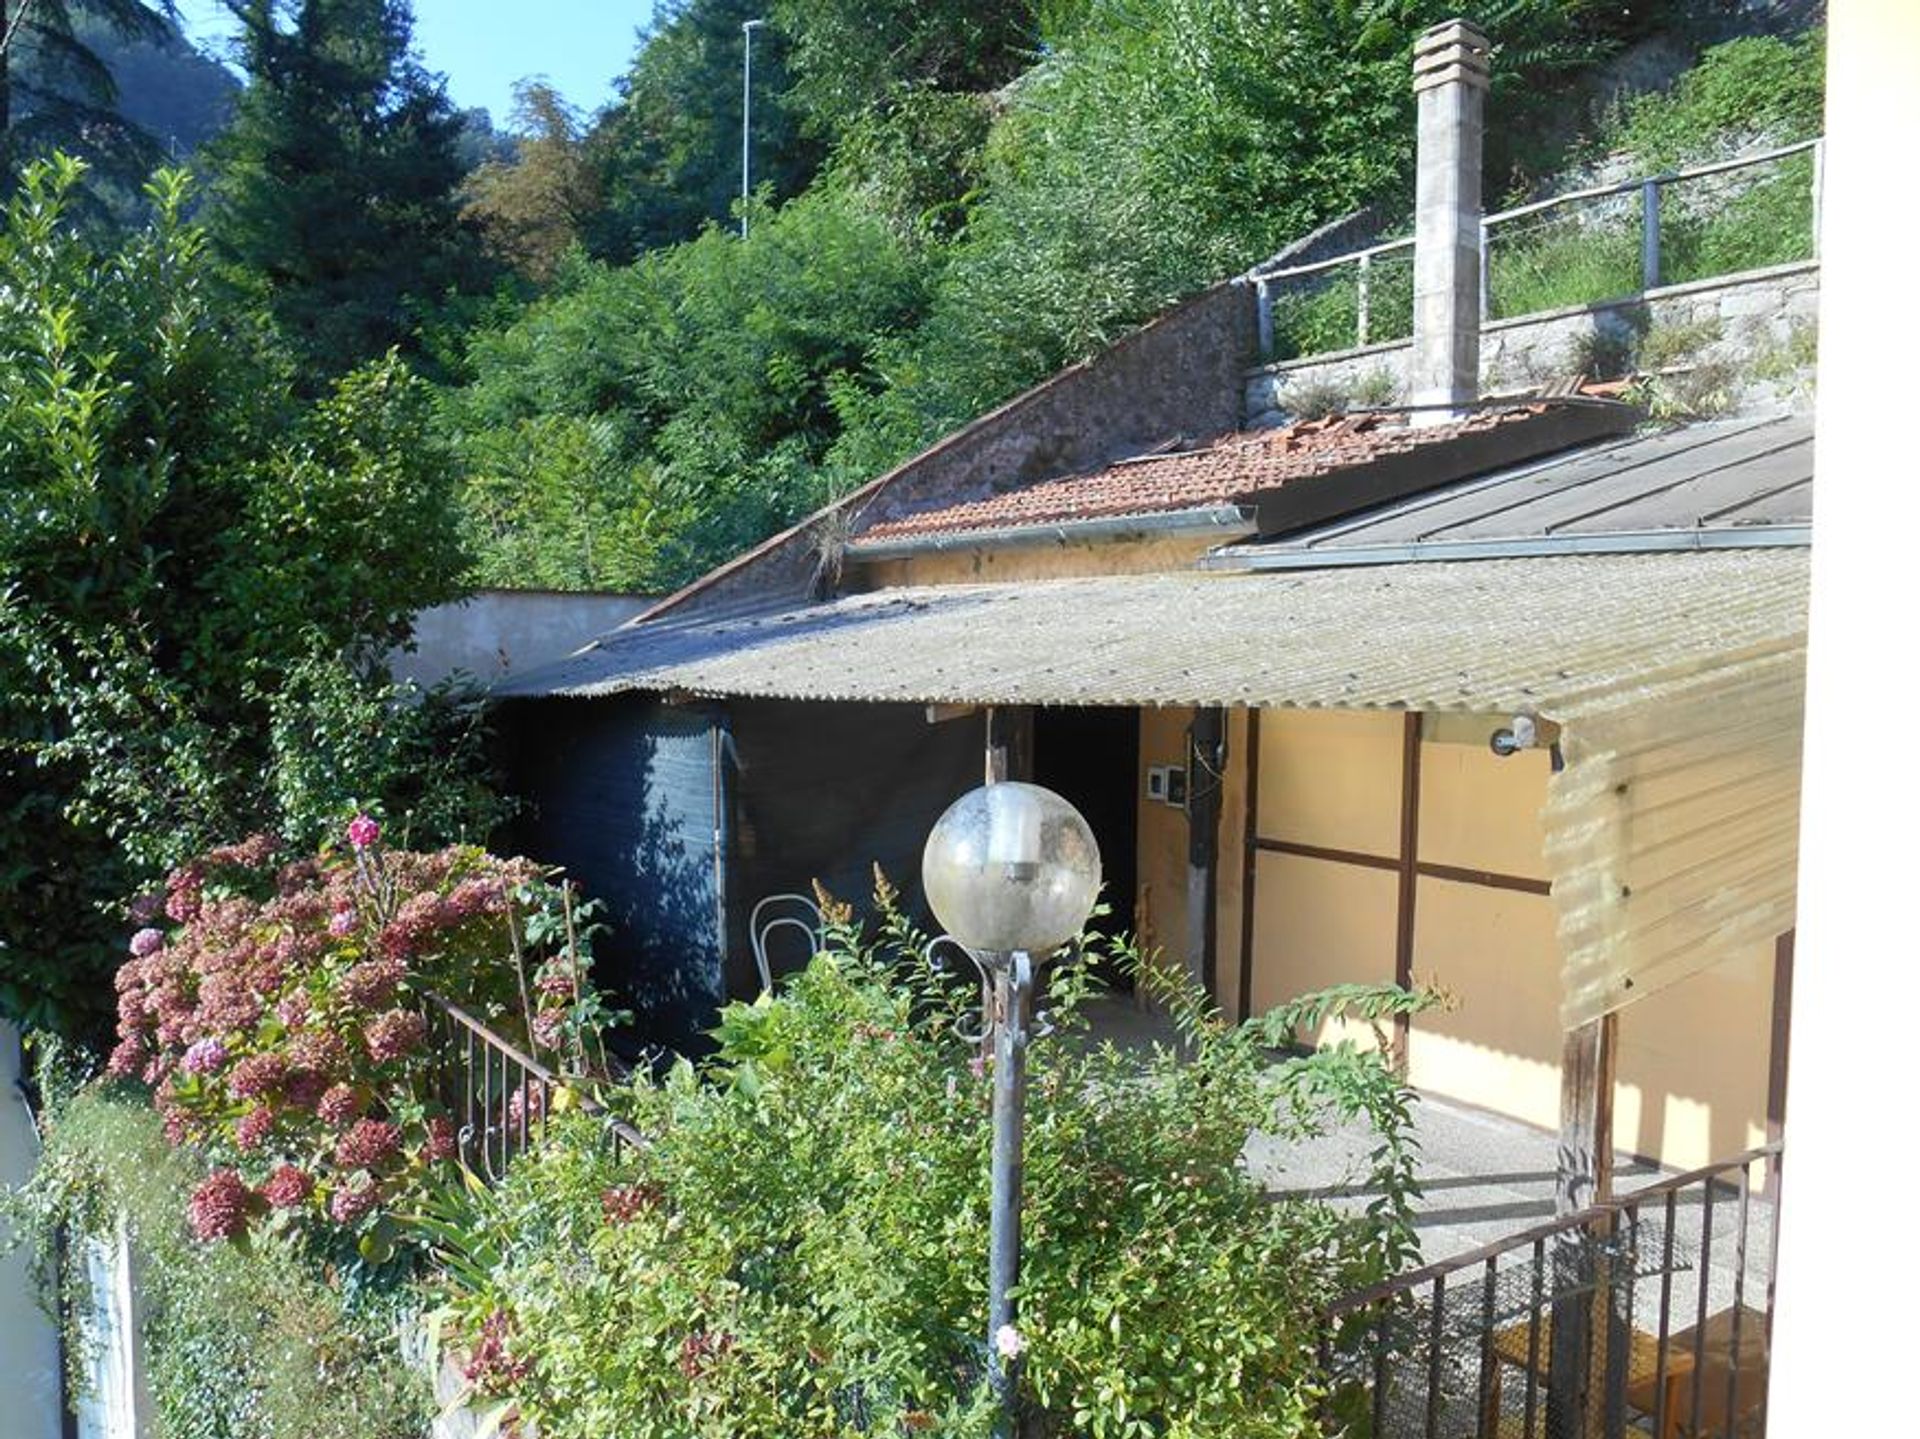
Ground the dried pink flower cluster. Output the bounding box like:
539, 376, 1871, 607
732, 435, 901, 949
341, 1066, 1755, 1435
317, 1083, 363, 1127
109, 834, 575, 1242
261, 1163, 314, 1209
423, 1116, 459, 1164
187, 1169, 252, 1241
329, 1176, 381, 1225
464, 1309, 534, 1390
227, 1052, 287, 1101
234, 1106, 277, 1151
347, 814, 381, 850
336, 958, 405, 1011
363, 1009, 427, 1064
333, 1117, 402, 1170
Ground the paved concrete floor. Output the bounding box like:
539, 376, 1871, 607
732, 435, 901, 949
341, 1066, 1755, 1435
1078, 993, 1773, 1322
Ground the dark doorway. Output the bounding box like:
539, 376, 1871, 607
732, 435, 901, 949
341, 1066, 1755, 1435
1032, 706, 1139, 988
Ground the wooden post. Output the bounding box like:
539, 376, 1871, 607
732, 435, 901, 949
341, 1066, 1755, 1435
1393, 713, 1424, 1065
1235, 709, 1262, 1023
1549, 1013, 1618, 1439
984, 705, 1033, 785
1185, 709, 1226, 999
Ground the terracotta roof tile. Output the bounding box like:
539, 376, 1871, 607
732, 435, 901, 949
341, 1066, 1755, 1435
853, 406, 1552, 543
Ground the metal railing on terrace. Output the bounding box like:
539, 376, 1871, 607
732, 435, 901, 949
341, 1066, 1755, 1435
424, 991, 647, 1182
1252, 139, 1824, 364
1320, 1145, 1780, 1439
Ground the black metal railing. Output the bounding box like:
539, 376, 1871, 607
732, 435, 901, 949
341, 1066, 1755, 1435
424, 992, 647, 1183
1322, 1145, 1780, 1439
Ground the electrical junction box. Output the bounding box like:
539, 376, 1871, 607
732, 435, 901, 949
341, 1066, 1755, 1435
1146, 765, 1169, 802
1164, 765, 1188, 809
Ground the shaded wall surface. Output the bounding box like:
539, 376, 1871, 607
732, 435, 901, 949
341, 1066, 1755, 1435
501, 695, 726, 1052
503, 696, 986, 1048
726, 699, 986, 991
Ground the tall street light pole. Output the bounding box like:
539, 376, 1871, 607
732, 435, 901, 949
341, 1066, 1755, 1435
923, 781, 1101, 1437
740, 17, 765, 238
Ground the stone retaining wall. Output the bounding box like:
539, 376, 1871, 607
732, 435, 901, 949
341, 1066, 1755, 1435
1244, 262, 1820, 425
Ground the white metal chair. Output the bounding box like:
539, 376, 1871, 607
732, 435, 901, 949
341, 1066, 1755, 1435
749, 892, 823, 993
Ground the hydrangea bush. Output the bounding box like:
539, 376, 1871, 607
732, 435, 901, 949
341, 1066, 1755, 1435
106, 817, 620, 1248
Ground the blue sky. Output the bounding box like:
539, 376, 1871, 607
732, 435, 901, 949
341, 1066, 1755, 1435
176, 2, 656, 124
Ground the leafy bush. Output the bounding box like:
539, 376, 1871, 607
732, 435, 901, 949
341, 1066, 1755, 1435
421, 891, 1426, 1438
1608, 29, 1825, 169
446, 189, 932, 591
0, 156, 476, 1037
104, 822, 621, 1251
3, 1084, 431, 1439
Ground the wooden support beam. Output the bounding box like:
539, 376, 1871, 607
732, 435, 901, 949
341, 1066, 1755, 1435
1548, 1012, 1618, 1439
984, 705, 1033, 785
1393, 712, 1423, 1061
1236, 708, 1262, 1022
1185, 709, 1227, 998
1557, 1014, 1618, 1216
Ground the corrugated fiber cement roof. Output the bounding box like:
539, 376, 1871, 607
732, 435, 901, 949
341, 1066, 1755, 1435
494, 548, 1809, 717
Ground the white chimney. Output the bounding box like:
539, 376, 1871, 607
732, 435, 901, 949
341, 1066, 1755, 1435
1409, 19, 1490, 424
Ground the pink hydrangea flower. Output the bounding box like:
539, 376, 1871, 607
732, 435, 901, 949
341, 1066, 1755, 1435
187, 1169, 252, 1242
234, 1105, 276, 1151
227, 1052, 287, 1101
363, 1009, 427, 1064
423, 1116, 459, 1164
106, 1037, 147, 1079
328, 907, 356, 938
994, 1324, 1026, 1361
336, 958, 404, 1011
181, 1037, 228, 1075
261, 1163, 315, 1210
129, 927, 165, 958
328, 1176, 380, 1225
317, 1083, 362, 1127
333, 1118, 402, 1170
346, 814, 381, 850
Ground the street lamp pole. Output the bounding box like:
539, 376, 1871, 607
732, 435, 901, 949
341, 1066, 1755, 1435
740, 18, 765, 238
986, 949, 1034, 1419
922, 781, 1101, 1438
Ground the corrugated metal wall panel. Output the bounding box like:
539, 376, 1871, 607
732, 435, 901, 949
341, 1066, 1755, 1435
1546, 646, 1805, 1027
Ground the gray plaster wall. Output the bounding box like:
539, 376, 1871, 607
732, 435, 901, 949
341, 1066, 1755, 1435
393, 590, 656, 689
1245, 262, 1820, 425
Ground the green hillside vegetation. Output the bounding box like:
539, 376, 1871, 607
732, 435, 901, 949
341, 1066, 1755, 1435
446, 0, 1694, 595
1274, 24, 1826, 355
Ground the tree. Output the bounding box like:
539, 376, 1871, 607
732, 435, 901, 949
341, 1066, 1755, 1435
201, 0, 492, 380
458, 81, 600, 283
0, 157, 472, 1036
583, 0, 820, 260
446, 188, 931, 592
0, 0, 175, 188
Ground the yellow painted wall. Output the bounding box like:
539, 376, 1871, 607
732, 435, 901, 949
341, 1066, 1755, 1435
1135, 706, 1194, 974
1257, 708, 1404, 857
1237, 708, 1777, 1175
1133, 705, 1253, 1015
854, 530, 1234, 590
